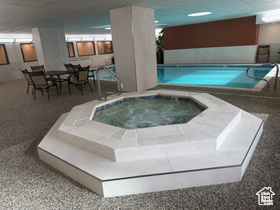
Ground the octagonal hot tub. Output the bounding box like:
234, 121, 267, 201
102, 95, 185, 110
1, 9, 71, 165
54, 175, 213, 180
93, 95, 206, 129
37, 90, 264, 197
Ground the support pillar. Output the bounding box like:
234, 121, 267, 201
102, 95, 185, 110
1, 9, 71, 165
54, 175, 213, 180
31, 27, 69, 71
110, 6, 157, 91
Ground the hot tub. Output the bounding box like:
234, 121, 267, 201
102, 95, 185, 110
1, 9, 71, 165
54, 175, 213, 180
93, 95, 206, 129
37, 90, 264, 197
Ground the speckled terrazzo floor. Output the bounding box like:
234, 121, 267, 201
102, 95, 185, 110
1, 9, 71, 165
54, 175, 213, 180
1, 78, 279, 209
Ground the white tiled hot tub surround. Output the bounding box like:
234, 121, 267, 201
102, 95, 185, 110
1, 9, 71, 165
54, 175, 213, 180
38, 90, 264, 197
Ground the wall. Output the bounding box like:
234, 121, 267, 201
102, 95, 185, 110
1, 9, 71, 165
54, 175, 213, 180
68, 40, 114, 67
0, 39, 114, 83
165, 45, 257, 64
258, 23, 280, 62
164, 16, 259, 64
0, 42, 39, 83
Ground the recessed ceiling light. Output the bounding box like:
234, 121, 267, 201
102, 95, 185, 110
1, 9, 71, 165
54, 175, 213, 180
155, 21, 159, 23
105, 27, 111, 30
188, 12, 212, 17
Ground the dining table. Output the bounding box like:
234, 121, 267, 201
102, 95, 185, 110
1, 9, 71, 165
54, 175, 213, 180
45, 70, 70, 94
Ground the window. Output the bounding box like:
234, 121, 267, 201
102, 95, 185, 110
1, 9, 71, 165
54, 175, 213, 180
76, 41, 95, 56
66, 42, 75, 57
20, 43, 38, 62
97, 41, 113, 54
0, 44, 9, 65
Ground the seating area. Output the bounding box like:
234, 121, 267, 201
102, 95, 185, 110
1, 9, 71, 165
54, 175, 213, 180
20, 63, 96, 100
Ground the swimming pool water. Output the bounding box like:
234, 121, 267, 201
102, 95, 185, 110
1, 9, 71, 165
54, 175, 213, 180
99, 65, 273, 88
158, 65, 272, 88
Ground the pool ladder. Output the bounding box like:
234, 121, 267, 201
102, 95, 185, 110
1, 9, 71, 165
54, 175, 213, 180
96, 66, 124, 101
246, 63, 279, 91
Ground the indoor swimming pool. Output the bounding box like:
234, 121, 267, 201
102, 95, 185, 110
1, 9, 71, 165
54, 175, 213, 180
157, 65, 273, 88
100, 64, 273, 89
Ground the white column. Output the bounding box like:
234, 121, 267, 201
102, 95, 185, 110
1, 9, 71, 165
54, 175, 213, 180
31, 27, 69, 71
110, 6, 157, 92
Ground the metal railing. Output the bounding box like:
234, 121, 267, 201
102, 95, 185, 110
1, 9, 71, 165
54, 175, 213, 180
246, 63, 279, 91
96, 66, 123, 101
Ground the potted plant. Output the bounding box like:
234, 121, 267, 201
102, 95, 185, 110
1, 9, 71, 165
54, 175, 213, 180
156, 29, 164, 64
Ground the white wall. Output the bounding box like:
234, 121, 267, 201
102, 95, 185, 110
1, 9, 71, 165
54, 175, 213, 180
0, 42, 39, 83
164, 45, 257, 64
258, 23, 280, 62
68, 40, 114, 67
0, 39, 114, 83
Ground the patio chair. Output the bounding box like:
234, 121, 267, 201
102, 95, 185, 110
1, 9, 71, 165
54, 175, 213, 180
64, 63, 78, 81
29, 71, 59, 100
68, 65, 93, 95
88, 68, 96, 85
71, 64, 81, 73
30, 64, 52, 81
20, 69, 33, 94
64, 63, 74, 73
30, 65, 46, 73
256, 45, 270, 63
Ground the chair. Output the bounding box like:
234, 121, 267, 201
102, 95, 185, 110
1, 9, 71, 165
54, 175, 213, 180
68, 65, 93, 95
30, 65, 46, 73
64, 63, 74, 73
71, 64, 81, 73
20, 69, 33, 94
30, 64, 52, 81
69, 63, 95, 85
256, 45, 270, 63
29, 71, 59, 100
64, 63, 77, 80
88, 68, 96, 85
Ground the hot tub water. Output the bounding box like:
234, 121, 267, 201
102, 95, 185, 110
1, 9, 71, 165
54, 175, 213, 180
93, 97, 205, 129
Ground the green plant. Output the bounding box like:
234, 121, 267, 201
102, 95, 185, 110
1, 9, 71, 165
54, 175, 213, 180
156, 29, 164, 52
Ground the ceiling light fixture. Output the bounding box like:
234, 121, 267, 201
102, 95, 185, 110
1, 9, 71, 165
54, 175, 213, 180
81, 37, 94, 41
155, 21, 159, 23
105, 27, 111, 30
15, 38, 33, 43
0, 38, 15, 43
67, 38, 81, 42
262, 14, 280, 23
95, 37, 106, 41
188, 12, 212, 17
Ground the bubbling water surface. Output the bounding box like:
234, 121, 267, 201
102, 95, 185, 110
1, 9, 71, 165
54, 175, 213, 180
93, 98, 204, 129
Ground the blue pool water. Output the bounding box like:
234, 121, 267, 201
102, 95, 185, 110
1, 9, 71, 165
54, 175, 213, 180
99, 65, 273, 89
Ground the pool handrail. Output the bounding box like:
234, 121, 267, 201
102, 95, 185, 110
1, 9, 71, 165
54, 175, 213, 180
246, 63, 279, 91
96, 66, 123, 101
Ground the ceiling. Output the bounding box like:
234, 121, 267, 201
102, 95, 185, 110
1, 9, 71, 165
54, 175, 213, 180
0, 0, 280, 35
